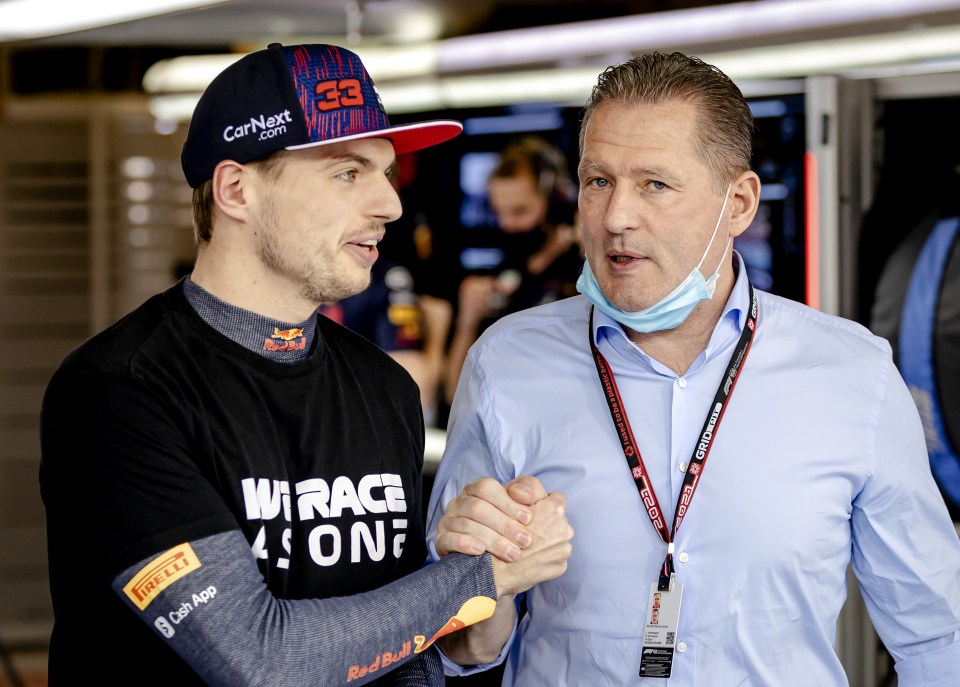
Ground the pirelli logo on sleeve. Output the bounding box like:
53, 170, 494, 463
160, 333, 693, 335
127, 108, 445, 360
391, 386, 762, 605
123, 543, 202, 611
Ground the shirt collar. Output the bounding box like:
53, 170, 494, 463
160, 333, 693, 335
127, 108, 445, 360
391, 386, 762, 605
592, 250, 751, 371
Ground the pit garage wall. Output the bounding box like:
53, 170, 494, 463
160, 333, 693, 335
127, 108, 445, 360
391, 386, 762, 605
805, 73, 890, 687
0, 97, 194, 643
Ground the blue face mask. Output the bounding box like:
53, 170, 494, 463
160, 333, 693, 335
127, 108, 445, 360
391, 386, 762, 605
576, 186, 731, 334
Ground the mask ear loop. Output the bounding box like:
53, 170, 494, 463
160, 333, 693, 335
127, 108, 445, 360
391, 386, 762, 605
695, 183, 733, 274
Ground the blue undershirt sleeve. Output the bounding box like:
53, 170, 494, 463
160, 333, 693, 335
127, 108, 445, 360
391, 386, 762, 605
111, 529, 495, 687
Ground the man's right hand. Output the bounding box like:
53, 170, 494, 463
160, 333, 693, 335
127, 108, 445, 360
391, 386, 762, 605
433, 477, 573, 665
435, 476, 574, 597
490, 491, 573, 598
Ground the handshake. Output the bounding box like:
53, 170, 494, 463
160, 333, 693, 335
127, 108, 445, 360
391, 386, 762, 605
434, 476, 575, 598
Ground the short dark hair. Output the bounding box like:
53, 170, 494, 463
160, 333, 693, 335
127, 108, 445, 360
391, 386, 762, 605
190, 151, 289, 244
580, 52, 754, 190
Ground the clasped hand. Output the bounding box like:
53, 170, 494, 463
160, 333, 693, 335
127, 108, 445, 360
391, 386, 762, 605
435, 476, 574, 597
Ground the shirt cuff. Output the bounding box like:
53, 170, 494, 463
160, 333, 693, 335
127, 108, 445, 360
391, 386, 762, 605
425, 546, 512, 676
438, 610, 519, 677
895, 639, 960, 686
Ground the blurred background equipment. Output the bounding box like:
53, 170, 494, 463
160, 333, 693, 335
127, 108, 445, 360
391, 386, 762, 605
870, 189, 960, 519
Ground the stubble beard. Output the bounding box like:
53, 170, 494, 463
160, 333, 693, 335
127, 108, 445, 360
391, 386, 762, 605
587, 252, 643, 312
604, 281, 649, 313
588, 246, 677, 313
255, 199, 371, 304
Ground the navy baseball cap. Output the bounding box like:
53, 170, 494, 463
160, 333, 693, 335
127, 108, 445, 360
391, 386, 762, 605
181, 43, 462, 188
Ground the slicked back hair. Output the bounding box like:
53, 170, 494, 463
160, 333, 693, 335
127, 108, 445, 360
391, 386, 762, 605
580, 52, 754, 192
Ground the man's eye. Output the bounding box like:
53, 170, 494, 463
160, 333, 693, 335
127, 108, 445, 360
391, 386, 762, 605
649, 180, 667, 191
589, 178, 609, 188
338, 170, 358, 182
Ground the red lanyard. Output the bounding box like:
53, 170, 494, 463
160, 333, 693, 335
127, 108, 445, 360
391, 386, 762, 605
588, 283, 758, 591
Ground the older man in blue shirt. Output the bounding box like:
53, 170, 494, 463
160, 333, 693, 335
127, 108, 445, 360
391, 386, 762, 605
427, 51, 960, 686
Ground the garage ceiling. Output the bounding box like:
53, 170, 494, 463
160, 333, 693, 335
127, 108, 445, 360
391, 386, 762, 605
15, 1, 743, 47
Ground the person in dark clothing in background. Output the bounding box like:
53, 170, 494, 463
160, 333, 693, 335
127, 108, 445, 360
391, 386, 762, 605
445, 137, 583, 402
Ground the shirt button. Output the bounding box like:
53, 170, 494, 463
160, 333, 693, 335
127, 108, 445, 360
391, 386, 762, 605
678, 552, 690, 564
677, 377, 688, 389
676, 642, 688, 653
678, 462, 688, 473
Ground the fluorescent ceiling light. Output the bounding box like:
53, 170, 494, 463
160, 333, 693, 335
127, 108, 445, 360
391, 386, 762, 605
371, 68, 598, 114
375, 82, 443, 114
143, 0, 960, 98
146, 21, 960, 119
148, 93, 202, 122
393, 10, 444, 43
142, 0, 960, 119
439, 68, 599, 108
359, 43, 441, 80
703, 24, 960, 79
143, 43, 441, 94
439, 0, 960, 71
143, 54, 242, 93
845, 56, 960, 79
146, 69, 790, 120
0, 0, 232, 41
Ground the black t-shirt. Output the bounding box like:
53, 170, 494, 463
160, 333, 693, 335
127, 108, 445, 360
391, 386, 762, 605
40, 283, 426, 681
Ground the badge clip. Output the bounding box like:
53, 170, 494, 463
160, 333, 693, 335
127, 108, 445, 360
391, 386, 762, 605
658, 543, 676, 591
657, 572, 675, 592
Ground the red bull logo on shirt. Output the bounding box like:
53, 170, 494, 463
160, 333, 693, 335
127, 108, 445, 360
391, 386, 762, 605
263, 327, 306, 351
343, 597, 496, 681
346, 640, 411, 681
272, 327, 304, 341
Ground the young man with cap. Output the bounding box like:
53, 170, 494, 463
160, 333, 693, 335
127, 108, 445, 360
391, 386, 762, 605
39, 43, 572, 686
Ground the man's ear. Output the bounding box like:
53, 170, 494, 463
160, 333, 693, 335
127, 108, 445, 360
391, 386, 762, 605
727, 170, 761, 238
211, 160, 251, 224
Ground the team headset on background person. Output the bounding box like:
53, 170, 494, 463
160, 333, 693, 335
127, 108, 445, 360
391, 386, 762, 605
484, 137, 579, 309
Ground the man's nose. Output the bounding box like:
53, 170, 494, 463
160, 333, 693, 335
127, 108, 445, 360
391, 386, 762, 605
602, 183, 641, 235
374, 177, 403, 223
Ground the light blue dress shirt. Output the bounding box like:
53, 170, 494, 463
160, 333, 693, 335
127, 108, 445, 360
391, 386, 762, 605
426, 258, 960, 686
